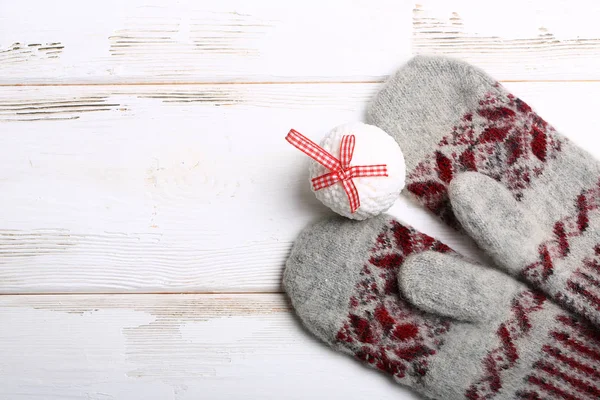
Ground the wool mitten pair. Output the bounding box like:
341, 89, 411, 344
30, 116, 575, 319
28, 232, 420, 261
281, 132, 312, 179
284, 215, 600, 399
367, 56, 600, 329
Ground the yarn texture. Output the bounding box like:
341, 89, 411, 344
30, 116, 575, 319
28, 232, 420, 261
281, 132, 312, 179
284, 215, 600, 399
367, 55, 600, 329
309, 122, 405, 220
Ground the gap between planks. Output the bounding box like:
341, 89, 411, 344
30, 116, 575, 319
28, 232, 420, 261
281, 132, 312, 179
0, 80, 382, 87
1, 79, 600, 88
0, 290, 284, 296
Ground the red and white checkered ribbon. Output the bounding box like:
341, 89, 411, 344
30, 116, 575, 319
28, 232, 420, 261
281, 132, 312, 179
286, 129, 388, 213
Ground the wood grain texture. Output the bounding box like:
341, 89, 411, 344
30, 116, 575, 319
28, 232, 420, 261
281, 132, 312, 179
412, 0, 600, 80
4, 1, 599, 397
0, 81, 597, 293
0, 0, 412, 84
0, 42, 64, 65
0, 82, 468, 293
0, 293, 420, 400
3, 0, 600, 84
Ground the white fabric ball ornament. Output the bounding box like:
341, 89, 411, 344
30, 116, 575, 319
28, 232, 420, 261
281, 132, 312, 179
309, 122, 405, 220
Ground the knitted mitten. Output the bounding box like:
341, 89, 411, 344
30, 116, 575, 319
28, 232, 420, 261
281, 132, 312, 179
366, 56, 600, 328
284, 215, 600, 400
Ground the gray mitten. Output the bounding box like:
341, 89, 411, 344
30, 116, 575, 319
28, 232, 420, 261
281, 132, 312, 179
367, 55, 600, 328
284, 215, 600, 399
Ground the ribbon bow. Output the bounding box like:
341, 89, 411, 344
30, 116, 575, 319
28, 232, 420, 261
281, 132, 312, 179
286, 129, 388, 213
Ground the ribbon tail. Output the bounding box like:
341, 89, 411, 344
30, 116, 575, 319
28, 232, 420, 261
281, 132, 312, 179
341, 179, 360, 213
339, 135, 355, 169
286, 129, 340, 171
311, 171, 340, 191
348, 164, 388, 178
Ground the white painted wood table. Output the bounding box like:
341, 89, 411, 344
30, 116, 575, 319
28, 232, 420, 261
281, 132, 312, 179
2, 1, 600, 398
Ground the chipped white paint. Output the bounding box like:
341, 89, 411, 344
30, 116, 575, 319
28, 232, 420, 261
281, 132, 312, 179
0, 42, 64, 65
2, 1, 600, 83
412, 1, 600, 79
0, 294, 421, 399
2, 1, 600, 398
0, 0, 412, 84
0, 82, 598, 293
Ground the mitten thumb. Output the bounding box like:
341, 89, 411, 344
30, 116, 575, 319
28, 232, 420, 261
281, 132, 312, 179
399, 250, 519, 322
448, 171, 544, 275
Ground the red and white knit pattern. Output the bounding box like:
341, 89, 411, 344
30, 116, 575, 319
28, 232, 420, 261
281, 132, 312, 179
522, 180, 600, 285
334, 220, 452, 382
468, 302, 600, 399
326, 218, 600, 398
405, 87, 562, 229
517, 314, 600, 399
331, 219, 600, 398
466, 290, 548, 399
559, 244, 600, 327
405, 85, 600, 328
522, 180, 600, 325
567, 247, 600, 314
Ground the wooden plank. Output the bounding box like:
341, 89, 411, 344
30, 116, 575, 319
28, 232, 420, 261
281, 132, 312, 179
3, 0, 600, 84
0, 82, 370, 293
0, 0, 412, 84
0, 293, 420, 399
412, 0, 600, 80
0, 81, 597, 293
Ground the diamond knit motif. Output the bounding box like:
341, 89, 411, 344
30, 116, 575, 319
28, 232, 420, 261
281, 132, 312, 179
406, 89, 563, 229
334, 220, 452, 381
